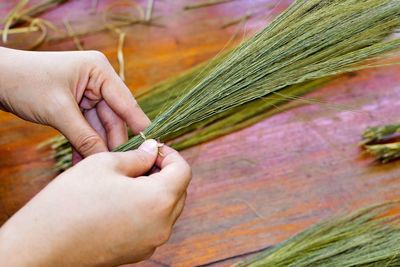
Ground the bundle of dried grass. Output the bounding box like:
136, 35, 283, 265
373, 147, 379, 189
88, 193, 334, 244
361, 124, 400, 163
44, 62, 331, 170
365, 142, 400, 163
234, 202, 400, 267
45, 0, 400, 170
361, 124, 400, 145
115, 0, 400, 152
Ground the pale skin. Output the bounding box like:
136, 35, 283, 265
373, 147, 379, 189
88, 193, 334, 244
0, 47, 192, 266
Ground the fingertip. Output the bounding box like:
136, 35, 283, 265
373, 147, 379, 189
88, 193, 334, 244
155, 145, 180, 168
150, 147, 192, 197
155, 145, 192, 181
113, 139, 159, 176
138, 139, 159, 157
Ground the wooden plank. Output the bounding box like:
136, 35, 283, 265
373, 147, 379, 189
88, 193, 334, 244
1, 1, 400, 266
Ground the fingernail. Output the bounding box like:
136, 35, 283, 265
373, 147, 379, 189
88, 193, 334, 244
139, 139, 158, 154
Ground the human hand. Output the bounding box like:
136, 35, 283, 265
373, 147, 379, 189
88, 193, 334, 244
0, 140, 191, 267
0, 47, 150, 163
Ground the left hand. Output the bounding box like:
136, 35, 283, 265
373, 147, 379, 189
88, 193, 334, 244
0, 140, 192, 266
0, 47, 150, 163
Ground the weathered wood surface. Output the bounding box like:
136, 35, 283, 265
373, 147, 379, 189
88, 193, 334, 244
1, 1, 400, 266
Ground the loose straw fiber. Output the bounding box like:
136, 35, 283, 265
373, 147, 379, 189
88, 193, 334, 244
115, 0, 400, 152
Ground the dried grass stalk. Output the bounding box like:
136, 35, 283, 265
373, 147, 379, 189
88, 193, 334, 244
234, 202, 400, 267
19, 0, 67, 22
1, 0, 60, 50
365, 142, 400, 163
63, 19, 83, 50
1, 0, 65, 43
116, 30, 126, 81
361, 124, 400, 162
115, 0, 400, 153
103, 2, 142, 81
184, 0, 238, 10
47, 19, 162, 44
145, 0, 155, 22
221, 13, 253, 29
44, 0, 157, 45
2, 0, 30, 43
170, 78, 332, 150
0, 25, 39, 35
361, 124, 400, 145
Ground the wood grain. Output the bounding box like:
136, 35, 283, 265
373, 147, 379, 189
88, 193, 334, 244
1, 1, 400, 266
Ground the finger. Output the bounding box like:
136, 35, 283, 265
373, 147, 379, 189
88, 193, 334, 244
72, 148, 83, 165
97, 100, 128, 150
56, 105, 108, 158
113, 139, 158, 177
150, 146, 192, 198
147, 165, 161, 175
73, 108, 105, 165
84, 108, 107, 143
101, 74, 151, 134
79, 96, 97, 110
171, 191, 187, 224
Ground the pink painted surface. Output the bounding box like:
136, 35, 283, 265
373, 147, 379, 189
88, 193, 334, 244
1, 0, 400, 266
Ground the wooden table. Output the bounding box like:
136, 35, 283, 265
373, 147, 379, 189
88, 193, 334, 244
1, 1, 400, 266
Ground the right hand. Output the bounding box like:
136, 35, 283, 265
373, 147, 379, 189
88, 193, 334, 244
0, 140, 192, 267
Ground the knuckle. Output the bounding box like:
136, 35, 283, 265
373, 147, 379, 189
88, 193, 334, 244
134, 151, 151, 167
153, 227, 172, 247
141, 248, 156, 260
75, 134, 102, 155
86, 69, 106, 93
157, 191, 177, 213
88, 50, 108, 63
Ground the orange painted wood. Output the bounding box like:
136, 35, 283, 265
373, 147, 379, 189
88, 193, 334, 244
1, 1, 400, 266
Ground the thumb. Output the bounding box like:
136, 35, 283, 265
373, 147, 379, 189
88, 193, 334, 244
56, 108, 108, 158
113, 139, 159, 177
